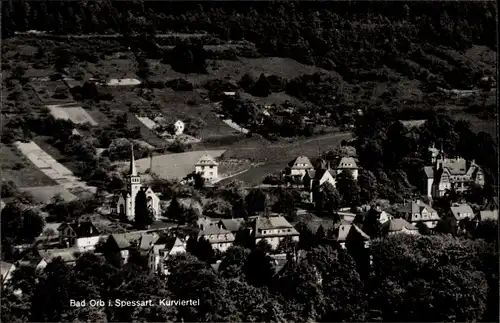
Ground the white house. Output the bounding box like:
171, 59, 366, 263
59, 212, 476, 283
336, 157, 359, 180
148, 237, 186, 275
148, 237, 184, 273
195, 154, 219, 182
198, 224, 235, 252
173, 120, 185, 135
115, 144, 161, 221
252, 216, 299, 250
303, 167, 337, 202
289, 156, 314, 179
395, 200, 440, 229
450, 203, 475, 221
58, 221, 105, 252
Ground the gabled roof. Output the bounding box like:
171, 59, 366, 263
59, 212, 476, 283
291, 156, 313, 169
110, 232, 159, 250
38, 248, 78, 263
196, 154, 219, 166
219, 218, 245, 232
397, 201, 437, 215
442, 158, 467, 175
313, 168, 336, 181
337, 157, 357, 169
200, 225, 231, 236
65, 221, 100, 238
336, 222, 370, 242
450, 204, 474, 220
386, 218, 418, 232
304, 169, 316, 179
255, 216, 294, 230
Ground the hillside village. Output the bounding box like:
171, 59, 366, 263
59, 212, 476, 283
1, 2, 499, 323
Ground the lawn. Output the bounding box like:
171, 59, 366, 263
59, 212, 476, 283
0, 143, 57, 188
116, 149, 227, 180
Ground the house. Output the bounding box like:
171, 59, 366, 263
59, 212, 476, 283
59, 221, 105, 251
384, 218, 420, 236
449, 203, 474, 221
335, 220, 370, 249
336, 157, 359, 180
477, 210, 499, 222
303, 167, 337, 202
114, 144, 161, 221
195, 154, 219, 182
423, 144, 485, 198
173, 120, 185, 135
1, 261, 16, 285
218, 218, 246, 234
252, 216, 300, 250
103, 232, 160, 264
198, 224, 235, 252
148, 236, 186, 275
20, 248, 79, 270
289, 156, 314, 180
395, 200, 440, 229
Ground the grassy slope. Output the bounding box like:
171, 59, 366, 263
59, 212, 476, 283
0, 143, 57, 188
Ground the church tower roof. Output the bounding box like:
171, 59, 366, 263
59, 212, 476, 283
129, 143, 137, 176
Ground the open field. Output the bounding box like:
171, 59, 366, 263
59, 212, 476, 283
47, 104, 99, 125
116, 150, 227, 180
0, 143, 57, 188
14, 141, 97, 195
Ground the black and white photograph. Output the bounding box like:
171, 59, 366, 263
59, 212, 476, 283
0, 1, 498, 322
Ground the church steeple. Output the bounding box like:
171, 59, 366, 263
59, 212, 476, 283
129, 143, 137, 176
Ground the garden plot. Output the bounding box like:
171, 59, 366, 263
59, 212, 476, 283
47, 104, 98, 126
222, 119, 249, 134
107, 78, 141, 86
135, 115, 158, 131
14, 141, 97, 196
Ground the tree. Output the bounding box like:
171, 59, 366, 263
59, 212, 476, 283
369, 235, 493, 322
166, 197, 183, 222
296, 222, 315, 251
243, 247, 275, 287
219, 246, 250, 279
336, 171, 361, 207
134, 189, 154, 229
309, 246, 368, 322
315, 182, 341, 219
252, 73, 272, 97
203, 198, 232, 218
357, 169, 377, 203
1, 203, 45, 246
195, 237, 215, 264
245, 188, 267, 215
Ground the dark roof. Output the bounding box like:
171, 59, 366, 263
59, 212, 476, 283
68, 221, 100, 238
219, 218, 245, 232
386, 218, 418, 232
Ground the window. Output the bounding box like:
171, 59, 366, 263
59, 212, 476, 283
209, 166, 213, 169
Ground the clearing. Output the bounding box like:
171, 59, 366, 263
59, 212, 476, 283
47, 103, 99, 126
14, 141, 97, 196
0, 143, 57, 188
116, 149, 227, 180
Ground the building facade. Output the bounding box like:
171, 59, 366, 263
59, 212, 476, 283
195, 154, 219, 182
423, 145, 485, 198
115, 145, 161, 221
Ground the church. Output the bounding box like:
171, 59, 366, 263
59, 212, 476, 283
114, 145, 161, 221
